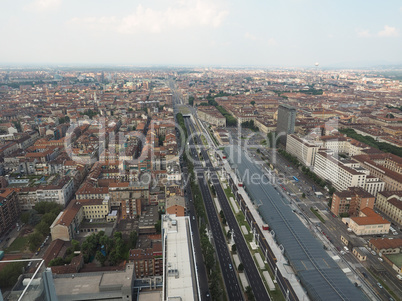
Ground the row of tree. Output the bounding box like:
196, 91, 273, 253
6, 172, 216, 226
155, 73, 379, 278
340, 128, 402, 157
241, 120, 259, 132
21, 201, 63, 252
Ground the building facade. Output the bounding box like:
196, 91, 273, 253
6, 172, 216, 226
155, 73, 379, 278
276, 104, 296, 145
0, 189, 21, 236
286, 134, 319, 167
375, 191, 402, 226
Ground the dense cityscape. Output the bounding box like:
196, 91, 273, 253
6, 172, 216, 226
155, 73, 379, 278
0, 67, 401, 301
1, 0, 402, 300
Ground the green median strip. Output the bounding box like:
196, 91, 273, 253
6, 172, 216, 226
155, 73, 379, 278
310, 207, 326, 224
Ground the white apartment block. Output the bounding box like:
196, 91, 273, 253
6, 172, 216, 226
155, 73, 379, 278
314, 151, 384, 194
320, 137, 349, 154
36, 177, 75, 207
286, 134, 320, 167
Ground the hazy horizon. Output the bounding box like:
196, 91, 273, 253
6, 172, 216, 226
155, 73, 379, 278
1, 0, 402, 68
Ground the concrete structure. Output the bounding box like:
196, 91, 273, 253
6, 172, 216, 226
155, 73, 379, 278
348, 207, 391, 236
375, 191, 402, 226
331, 187, 375, 217
162, 214, 199, 301
276, 104, 296, 145
53, 264, 135, 301
286, 134, 319, 167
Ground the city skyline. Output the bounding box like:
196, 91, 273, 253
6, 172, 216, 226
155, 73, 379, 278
1, 0, 402, 67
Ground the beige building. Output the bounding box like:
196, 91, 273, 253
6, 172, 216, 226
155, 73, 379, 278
79, 196, 111, 220
348, 207, 390, 236
50, 200, 84, 241
286, 134, 319, 167
369, 238, 402, 255
197, 106, 226, 127
375, 191, 402, 226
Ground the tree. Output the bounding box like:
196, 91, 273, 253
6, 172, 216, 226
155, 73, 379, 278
72, 239, 80, 251
231, 244, 237, 253
21, 212, 30, 224
96, 250, 106, 266
250, 101, 256, 106
155, 220, 161, 234
0, 262, 24, 288
238, 263, 244, 272
129, 231, 138, 249
49, 257, 65, 267
302, 193, 306, 198
28, 232, 43, 252
35, 221, 50, 236
245, 286, 255, 301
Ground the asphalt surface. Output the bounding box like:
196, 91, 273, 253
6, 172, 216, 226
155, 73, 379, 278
185, 117, 244, 301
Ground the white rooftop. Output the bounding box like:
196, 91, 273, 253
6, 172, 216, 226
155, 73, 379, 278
163, 214, 196, 301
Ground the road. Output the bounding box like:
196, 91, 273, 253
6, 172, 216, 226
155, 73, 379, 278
185, 116, 272, 301
184, 116, 244, 300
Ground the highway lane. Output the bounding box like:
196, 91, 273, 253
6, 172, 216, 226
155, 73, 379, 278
184, 117, 244, 300
186, 118, 270, 301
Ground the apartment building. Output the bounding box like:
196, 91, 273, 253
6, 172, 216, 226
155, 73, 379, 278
320, 136, 349, 154
331, 187, 375, 216
197, 106, 226, 127
314, 151, 385, 195
50, 200, 84, 241
129, 242, 162, 278
314, 151, 367, 191
348, 207, 390, 236
353, 155, 402, 191
286, 134, 319, 167
36, 177, 75, 207
109, 182, 149, 219
0, 189, 20, 236
78, 196, 111, 220
375, 191, 402, 226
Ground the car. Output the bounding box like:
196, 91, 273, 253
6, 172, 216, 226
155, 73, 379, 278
396, 274, 402, 280
378, 257, 383, 262
377, 282, 383, 289
192, 216, 195, 221
340, 250, 346, 255
228, 264, 232, 270
344, 246, 349, 252
362, 272, 368, 278
371, 251, 377, 256
27, 262, 32, 268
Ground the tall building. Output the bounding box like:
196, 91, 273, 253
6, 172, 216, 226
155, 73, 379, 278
276, 104, 296, 145
0, 189, 20, 236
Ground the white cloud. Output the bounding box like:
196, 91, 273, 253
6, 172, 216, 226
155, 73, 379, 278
244, 32, 259, 41
24, 0, 62, 12
69, 0, 228, 34
244, 32, 277, 46
356, 29, 371, 38
378, 25, 399, 37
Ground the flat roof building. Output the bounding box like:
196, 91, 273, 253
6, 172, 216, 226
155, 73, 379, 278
162, 214, 199, 301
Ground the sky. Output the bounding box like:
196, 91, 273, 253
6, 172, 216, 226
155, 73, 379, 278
1, 0, 402, 67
